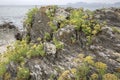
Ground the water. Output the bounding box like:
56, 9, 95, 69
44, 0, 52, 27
0, 6, 35, 30
0, 5, 119, 30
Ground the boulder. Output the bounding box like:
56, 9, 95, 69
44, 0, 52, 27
94, 8, 120, 27
53, 25, 76, 45
27, 7, 52, 42
44, 42, 56, 55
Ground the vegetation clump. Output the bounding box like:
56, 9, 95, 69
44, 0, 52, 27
45, 5, 58, 20
0, 6, 119, 80
24, 7, 39, 27
17, 66, 30, 80
53, 38, 64, 50
103, 73, 118, 80
58, 54, 119, 80
46, 7, 103, 45
0, 40, 45, 77
69, 9, 102, 44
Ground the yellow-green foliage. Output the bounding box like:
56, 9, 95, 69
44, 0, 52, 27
90, 73, 98, 80
48, 21, 57, 32
58, 70, 70, 80
44, 32, 51, 41
25, 7, 38, 27
112, 27, 120, 33
53, 38, 64, 50
17, 67, 30, 80
45, 5, 58, 20
75, 64, 90, 80
103, 73, 118, 80
0, 63, 6, 77
4, 72, 11, 80
46, 7, 102, 44
46, 6, 58, 31
84, 56, 94, 65
95, 62, 107, 75
58, 54, 119, 80
70, 9, 101, 44
0, 40, 45, 77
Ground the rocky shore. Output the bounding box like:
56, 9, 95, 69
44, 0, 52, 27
0, 22, 22, 53
0, 6, 120, 80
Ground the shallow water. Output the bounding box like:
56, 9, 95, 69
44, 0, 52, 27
0, 6, 34, 30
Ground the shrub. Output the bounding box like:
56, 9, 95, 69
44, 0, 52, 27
17, 67, 30, 80
103, 73, 118, 80
90, 73, 98, 80
112, 27, 120, 33
48, 21, 58, 32
69, 9, 102, 44
0, 40, 45, 77
44, 32, 51, 41
75, 64, 90, 80
53, 38, 64, 50
84, 56, 94, 65
24, 7, 39, 27
0, 63, 6, 76
46, 7, 102, 45
58, 70, 70, 80
58, 54, 119, 80
95, 62, 107, 75
45, 5, 58, 19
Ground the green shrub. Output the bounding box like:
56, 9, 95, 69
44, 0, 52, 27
103, 73, 118, 80
58, 54, 119, 80
0, 40, 45, 77
17, 67, 30, 80
48, 21, 58, 32
46, 7, 102, 45
25, 7, 39, 27
53, 38, 64, 50
44, 32, 51, 41
69, 9, 102, 44
75, 64, 90, 80
45, 5, 58, 19
0, 63, 6, 76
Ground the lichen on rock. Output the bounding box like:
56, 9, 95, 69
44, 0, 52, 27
0, 6, 120, 80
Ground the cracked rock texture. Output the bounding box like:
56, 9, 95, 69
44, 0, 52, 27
2, 7, 120, 80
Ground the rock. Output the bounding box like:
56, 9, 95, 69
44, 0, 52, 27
0, 23, 20, 53
94, 8, 120, 27
116, 58, 120, 62
26, 7, 52, 42
14, 33, 22, 41
88, 24, 120, 70
53, 25, 76, 45
55, 8, 70, 21
2, 7, 120, 80
101, 26, 115, 38
44, 42, 56, 55
0, 22, 16, 29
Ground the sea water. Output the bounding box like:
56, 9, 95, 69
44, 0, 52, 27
0, 5, 34, 30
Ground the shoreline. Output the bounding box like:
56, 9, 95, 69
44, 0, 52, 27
0, 22, 22, 53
